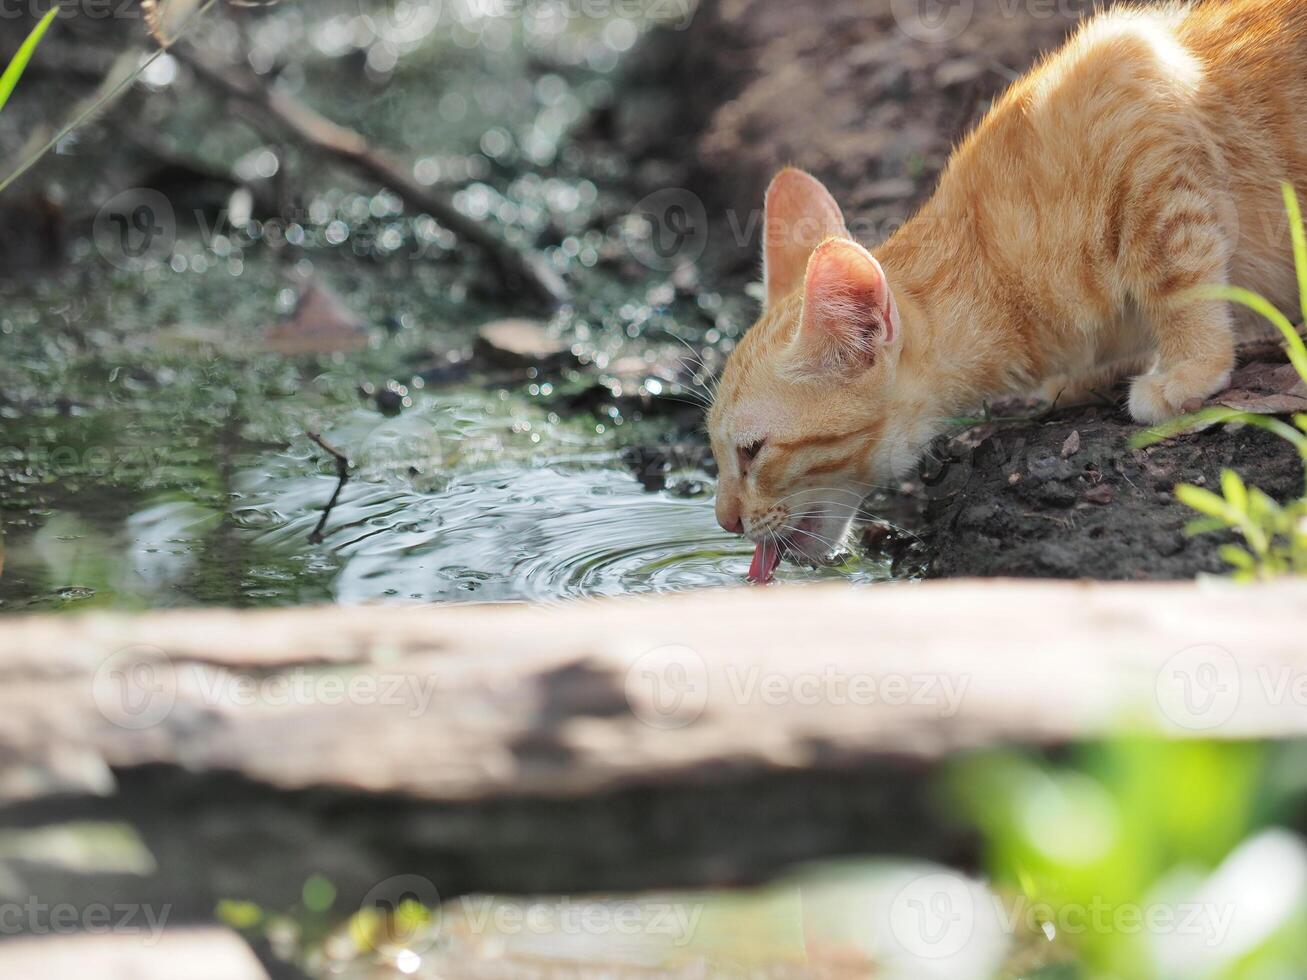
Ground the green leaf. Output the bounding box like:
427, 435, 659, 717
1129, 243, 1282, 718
1176, 484, 1231, 520
1248, 487, 1284, 525
1221, 469, 1248, 515
1130, 406, 1248, 448
215, 899, 265, 931
1219, 545, 1256, 570
301, 873, 336, 913
1185, 516, 1230, 536
0, 7, 59, 116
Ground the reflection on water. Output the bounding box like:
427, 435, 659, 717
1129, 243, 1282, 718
0, 390, 890, 611
241, 459, 886, 606
233, 394, 889, 605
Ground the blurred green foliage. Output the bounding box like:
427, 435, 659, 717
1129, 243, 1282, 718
954, 738, 1307, 979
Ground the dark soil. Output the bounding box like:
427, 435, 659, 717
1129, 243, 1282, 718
922, 408, 1304, 579
662, 0, 1306, 580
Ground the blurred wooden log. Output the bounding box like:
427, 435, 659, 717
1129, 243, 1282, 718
0, 580, 1305, 912
0, 928, 271, 980
170, 43, 569, 307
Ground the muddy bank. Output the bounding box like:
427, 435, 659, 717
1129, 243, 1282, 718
659, 0, 1305, 580
921, 409, 1304, 579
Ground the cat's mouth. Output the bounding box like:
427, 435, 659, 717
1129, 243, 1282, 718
747, 538, 783, 584
746, 517, 829, 584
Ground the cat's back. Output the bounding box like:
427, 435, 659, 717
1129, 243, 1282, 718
1179, 0, 1307, 309
921, 0, 1307, 318
1179, 0, 1307, 76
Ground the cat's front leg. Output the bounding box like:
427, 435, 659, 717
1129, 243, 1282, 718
1127, 294, 1234, 423
1124, 184, 1236, 424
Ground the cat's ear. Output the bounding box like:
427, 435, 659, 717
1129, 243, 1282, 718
763, 168, 848, 306
789, 238, 897, 379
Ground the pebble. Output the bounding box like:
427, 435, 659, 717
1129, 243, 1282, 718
1084, 483, 1116, 505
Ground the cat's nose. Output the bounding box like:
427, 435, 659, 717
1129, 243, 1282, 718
716, 496, 743, 534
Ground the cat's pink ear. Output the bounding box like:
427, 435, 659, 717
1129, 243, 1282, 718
763, 169, 848, 306
790, 239, 897, 378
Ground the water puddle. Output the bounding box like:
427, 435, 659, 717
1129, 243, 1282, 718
242, 453, 887, 605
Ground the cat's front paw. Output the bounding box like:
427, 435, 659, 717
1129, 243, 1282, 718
1127, 367, 1231, 425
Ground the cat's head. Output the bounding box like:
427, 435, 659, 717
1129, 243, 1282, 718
708, 169, 913, 568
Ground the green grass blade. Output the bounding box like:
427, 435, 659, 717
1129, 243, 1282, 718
1131, 406, 1248, 448
1284, 182, 1307, 333
0, 0, 218, 195
1188, 283, 1307, 382
1220, 411, 1307, 452
0, 7, 59, 116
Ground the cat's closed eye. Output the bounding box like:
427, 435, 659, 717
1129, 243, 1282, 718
737, 439, 766, 475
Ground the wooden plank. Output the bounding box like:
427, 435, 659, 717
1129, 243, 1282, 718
0, 581, 1303, 906
0, 929, 270, 980
1, 580, 1305, 802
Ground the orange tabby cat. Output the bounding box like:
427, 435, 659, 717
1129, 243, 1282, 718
709, 0, 1307, 582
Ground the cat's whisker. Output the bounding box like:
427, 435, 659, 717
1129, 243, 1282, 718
776, 522, 851, 555
665, 334, 722, 406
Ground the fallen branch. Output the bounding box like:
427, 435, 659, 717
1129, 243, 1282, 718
172, 43, 568, 306
305, 430, 350, 544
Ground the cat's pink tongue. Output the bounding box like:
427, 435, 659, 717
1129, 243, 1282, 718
747, 539, 781, 584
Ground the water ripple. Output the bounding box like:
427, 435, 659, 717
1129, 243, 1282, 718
239, 460, 890, 604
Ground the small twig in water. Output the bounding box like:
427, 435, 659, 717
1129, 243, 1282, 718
306, 430, 350, 545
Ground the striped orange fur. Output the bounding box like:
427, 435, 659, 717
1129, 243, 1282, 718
709, 0, 1307, 562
